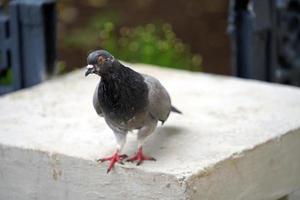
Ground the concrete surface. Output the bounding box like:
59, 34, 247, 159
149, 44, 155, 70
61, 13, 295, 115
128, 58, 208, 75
289, 190, 300, 200
0, 63, 300, 200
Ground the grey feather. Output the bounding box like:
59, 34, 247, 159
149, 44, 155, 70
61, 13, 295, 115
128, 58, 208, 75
171, 105, 182, 114
93, 82, 103, 117
92, 73, 175, 125
143, 74, 171, 123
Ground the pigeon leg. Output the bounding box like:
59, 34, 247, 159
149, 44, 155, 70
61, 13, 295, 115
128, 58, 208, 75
97, 150, 128, 173
127, 146, 156, 165
97, 131, 127, 173
127, 120, 157, 165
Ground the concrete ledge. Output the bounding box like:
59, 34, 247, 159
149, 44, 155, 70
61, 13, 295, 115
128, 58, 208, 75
1, 63, 300, 200
289, 190, 300, 200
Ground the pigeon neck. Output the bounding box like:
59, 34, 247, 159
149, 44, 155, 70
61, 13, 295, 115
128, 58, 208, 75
98, 64, 149, 121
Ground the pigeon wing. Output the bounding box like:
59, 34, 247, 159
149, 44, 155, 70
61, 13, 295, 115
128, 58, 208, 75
93, 82, 103, 117
143, 74, 171, 123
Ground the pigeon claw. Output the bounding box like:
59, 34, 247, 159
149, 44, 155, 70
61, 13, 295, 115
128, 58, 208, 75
97, 151, 128, 173
127, 147, 156, 166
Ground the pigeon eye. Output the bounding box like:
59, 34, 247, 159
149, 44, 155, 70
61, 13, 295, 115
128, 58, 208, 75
97, 56, 106, 65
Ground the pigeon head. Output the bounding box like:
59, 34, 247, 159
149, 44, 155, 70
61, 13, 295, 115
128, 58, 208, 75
85, 50, 114, 77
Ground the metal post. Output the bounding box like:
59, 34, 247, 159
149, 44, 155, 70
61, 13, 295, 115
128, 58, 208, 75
18, 0, 57, 88
0, 0, 56, 95
228, 0, 300, 86
228, 0, 254, 78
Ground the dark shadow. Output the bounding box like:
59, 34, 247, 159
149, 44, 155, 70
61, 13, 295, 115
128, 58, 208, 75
144, 125, 185, 154
157, 125, 185, 136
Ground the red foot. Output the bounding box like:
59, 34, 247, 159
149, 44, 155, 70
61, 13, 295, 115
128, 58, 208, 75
127, 147, 156, 165
97, 151, 128, 173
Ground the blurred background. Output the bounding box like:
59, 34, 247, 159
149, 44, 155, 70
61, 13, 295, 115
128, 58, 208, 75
1, 0, 300, 95
57, 0, 228, 74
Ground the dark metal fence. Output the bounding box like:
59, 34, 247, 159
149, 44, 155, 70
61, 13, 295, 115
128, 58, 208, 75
0, 0, 56, 95
228, 0, 300, 86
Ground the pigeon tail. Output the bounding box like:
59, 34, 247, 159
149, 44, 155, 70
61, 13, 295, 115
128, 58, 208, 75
171, 106, 182, 114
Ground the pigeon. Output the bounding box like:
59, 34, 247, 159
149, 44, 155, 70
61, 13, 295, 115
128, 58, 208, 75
85, 50, 181, 173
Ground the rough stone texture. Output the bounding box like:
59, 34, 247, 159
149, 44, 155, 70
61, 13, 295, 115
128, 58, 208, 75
0, 63, 300, 200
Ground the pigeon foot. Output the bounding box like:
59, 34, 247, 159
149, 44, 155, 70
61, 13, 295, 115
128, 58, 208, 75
97, 150, 128, 173
127, 147, 156, 165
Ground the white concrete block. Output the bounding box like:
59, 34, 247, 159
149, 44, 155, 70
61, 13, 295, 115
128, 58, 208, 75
289, 190, 300, 200
1, 64, 300, 200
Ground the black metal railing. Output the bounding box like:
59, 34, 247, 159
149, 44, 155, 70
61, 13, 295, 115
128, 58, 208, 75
228, 0, 300, 86
0, 0, 56, 95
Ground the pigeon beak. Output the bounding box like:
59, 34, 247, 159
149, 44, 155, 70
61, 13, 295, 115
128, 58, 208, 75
85, 65, 94, 76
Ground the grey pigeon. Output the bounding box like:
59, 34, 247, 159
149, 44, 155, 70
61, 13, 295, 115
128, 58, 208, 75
85, 50, 181, 173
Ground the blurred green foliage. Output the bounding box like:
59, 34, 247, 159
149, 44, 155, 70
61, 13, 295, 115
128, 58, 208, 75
0, 52, 12, 85
0, 68, 13, 85
64, 15, 202, 71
